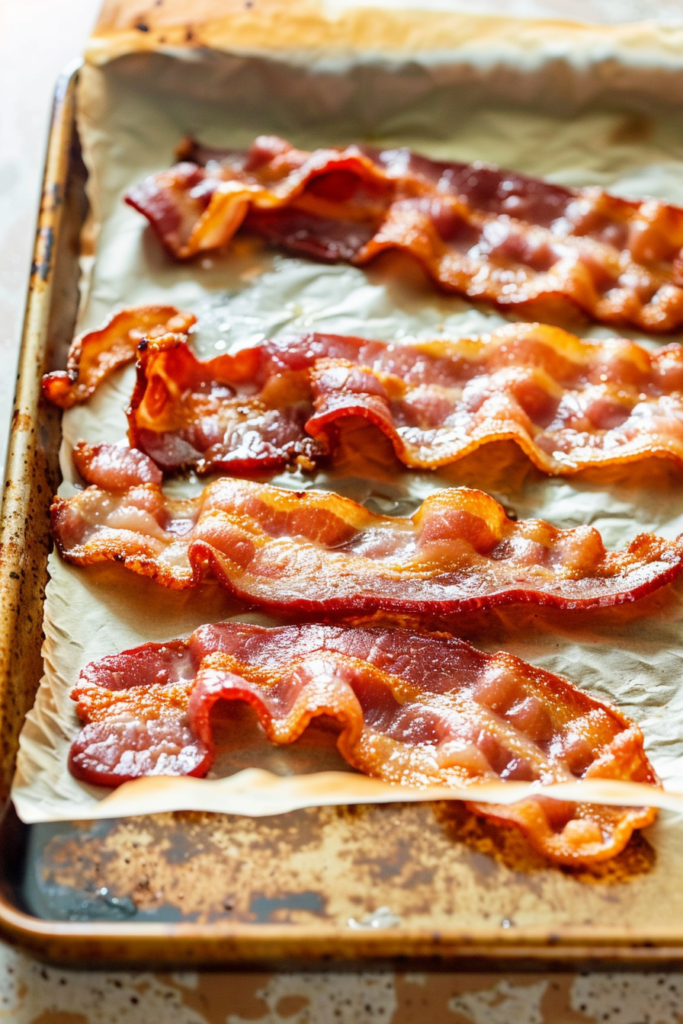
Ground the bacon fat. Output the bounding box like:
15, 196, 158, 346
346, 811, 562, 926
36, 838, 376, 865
42, 305, 196, 409
52, 443, 683, 615
69, 620, 657, 865
126, 136, 683, 331
127, 323, 683, 476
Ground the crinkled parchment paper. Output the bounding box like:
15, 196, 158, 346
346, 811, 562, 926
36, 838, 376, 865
11, 36, 683, 830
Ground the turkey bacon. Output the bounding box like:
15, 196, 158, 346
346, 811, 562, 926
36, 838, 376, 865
52, 443, 683, 615
125, 135, 683, 331
69, 620, 658, 866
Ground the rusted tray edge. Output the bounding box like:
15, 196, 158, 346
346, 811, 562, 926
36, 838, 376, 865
0, 63, 81, 812
6, 879, 683, 969
2, 58, 683, 969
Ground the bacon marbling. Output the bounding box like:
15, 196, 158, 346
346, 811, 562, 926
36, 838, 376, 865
52, 443, 683, 615
69, 621, 658, 865
126, 136, 683, 331
42, 306, 196, 409
127, 324, 683, 476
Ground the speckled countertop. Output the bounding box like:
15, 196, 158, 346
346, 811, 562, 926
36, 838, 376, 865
5, 954, 683, 1022
4, 0, 683, 1019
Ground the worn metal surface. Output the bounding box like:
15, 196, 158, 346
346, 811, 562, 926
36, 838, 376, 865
21, 801, 657, 925
0, 63, 84, 814
7, 794, 683, 968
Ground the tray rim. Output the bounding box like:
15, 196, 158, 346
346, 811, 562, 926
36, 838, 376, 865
3, 57, 683, 969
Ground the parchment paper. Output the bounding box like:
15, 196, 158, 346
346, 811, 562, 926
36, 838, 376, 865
11, 42, 683, 827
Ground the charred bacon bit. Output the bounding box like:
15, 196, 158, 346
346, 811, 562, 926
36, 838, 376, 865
42, 305, 196, 409
126, 136, 683, 331
127, 324, 683, 477
69, 621, 658, 865
51, 443, 683, 615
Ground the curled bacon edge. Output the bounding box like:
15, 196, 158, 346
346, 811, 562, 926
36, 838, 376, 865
69, 621, 658, 866
42, 305, 196, 409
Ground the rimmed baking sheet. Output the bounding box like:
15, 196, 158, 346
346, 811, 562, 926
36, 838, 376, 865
10, 7, 683, 961
13, 47, 683, 836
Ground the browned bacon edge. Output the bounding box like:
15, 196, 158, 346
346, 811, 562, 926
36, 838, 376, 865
127, 323, 683, 478
51, 443, 683, 616
125, 135, 683, 331
41, 306, 196, 409
69, 620, 658, 866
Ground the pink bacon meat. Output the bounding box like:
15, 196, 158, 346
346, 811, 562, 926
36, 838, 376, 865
127, 323, 683, 476
69, 620, 658, 865
52, 443, 683, 616
126, 135, 683, 331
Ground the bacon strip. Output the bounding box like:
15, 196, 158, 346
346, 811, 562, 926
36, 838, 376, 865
69, 621, 658, 865
127, 324, 683, 477
42, 306, 196, 409
126, 136, 683, 331
52, 443, 683, 615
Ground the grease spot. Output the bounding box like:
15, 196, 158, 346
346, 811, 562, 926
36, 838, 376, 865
608, 114, 653, 146
348, 906, 402, 929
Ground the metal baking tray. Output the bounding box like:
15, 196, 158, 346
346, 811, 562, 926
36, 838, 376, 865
3, 59, 683, 970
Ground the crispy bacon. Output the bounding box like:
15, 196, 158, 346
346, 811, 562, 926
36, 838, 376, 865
128, 324, 683, 476
42, 306, 196, 409
128, 331, 324, 473
126, 135, 683, 331
52, 443, 683, 615
69, 621, 658, 865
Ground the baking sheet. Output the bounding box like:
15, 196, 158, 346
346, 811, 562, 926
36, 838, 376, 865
11, 48, 683, 831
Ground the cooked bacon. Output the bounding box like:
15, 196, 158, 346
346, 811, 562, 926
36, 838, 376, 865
68, 621, 658, 865
127, 324, 683, 476
42, 306, 196, 409
72, 440, 163, 490
52, 443, 683, 615
126, 136, 683, 331
128, 332, 324, 473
